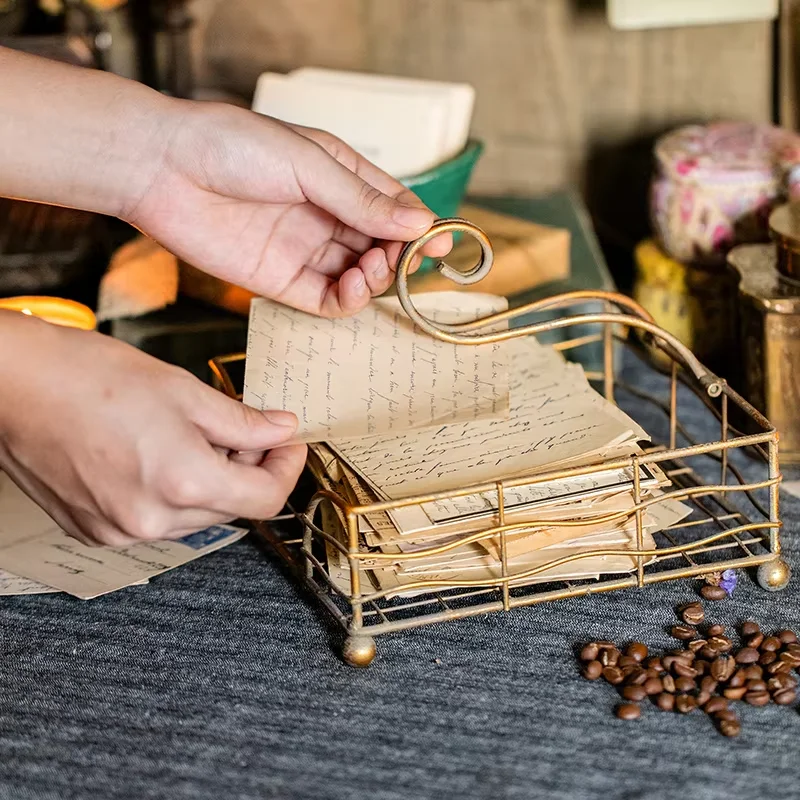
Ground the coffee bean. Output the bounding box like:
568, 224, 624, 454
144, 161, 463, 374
673, 649, 696, 663
741, 621, 761, 637
662, 674, 676, 693
708, 636, 733, 653
675, 676, 696, 694
694, 660, 708, 677
645, 668, 661, 680
711, 655, 736, 682
746, 679, 768, 693
661, 655, 678, 672
583, 660, 603, 680
603, 666, 625, 685
618, 655, 640, 669
735, 647, 760, 664
580, 643, 600, 661
700, 676, 718, 695
719, 718, 742, 737
626, 642, 648, 662
681, 603, 705, 626
779, 651, 800, 668
643, 677, 663, 696
600, 647, 621, 667
622, 685, 647, 702
773, 689, 797, 705
671, 625, 697, 641
715, 708, 738, 722
767, 660, 792, 675
768, 674, 797, 692
786, 643, 800, 657
673, 662, 698, 679
645, 657, 664, 673
762, 636, 782, 652
655, 693, 675, 711
688, 639, 708, 653
701, 585, 727, 601
704, 696, 728, 715
778, 630, 798, 645
700, 646, 719, 660
696, 689, 712, 708
627, 668, 649, 686
616, 703, 641, 720
743, 665, 763, 681
621, 666, 638, 679
728, 670, 747, 689
759, 651, 777, 666
676, 695, 697, 713
723, 686, 748, 700
744, 690, 771, 706
707, 624, 725, 637
746, 633, 765, 649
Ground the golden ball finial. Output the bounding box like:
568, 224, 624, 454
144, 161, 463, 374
342, 636, 376, 668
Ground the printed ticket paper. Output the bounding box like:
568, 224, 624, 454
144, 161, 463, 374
243, 292, 510, 444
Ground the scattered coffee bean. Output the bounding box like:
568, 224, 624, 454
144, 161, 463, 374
736, 647, 760, 664
746, 679, 768, 693
600, 647, 620, 667
675, 676, 696, 694
581, 643, 600, 662
681, 603, 705, 626
688, 639, 707, 653
708, 636, 732, 653
696, 689, 712, 707
700, 646, 719, 660
741, 621, 760, 637
603, 666, 625, 685
673, 662, 698, 679
645, 657, 663, 673
715, 708, 738, 723
616, 703, 641, 720
711, 656, 736, 682
627, 668, 649, 686
673, 649, 695, 663
583, 660, 603, 680
661, 655, 678, 672
645, 668, 661, 680
744, 690, 771, 707
786, 643, 800, 658
719, 718, 741, 737
676, 695, 697, 713
707, 624, 725, 637
694, 660, 709, 677
767, 660, 792, 676
704, 696, 727, 715
671, 625, 697, 641
762, 636, 782, 652
759, 651, 777, 666
728, 670, 747, 689
778, 630, 798, 645
743, 665, 763, 681
723, 686, 748, 700
622, 685, 647, 702
655, 692, 675, 711
662, 674, 676, 693
746, 633, 764, 649
773, 689, 797, 705
779, 651, 800, 668
700, 676, 718, 695
701, 585, 727, 601
768, 674, 797, 692
626, 642, 648, 662
643, 677, 663, 696
618, 655, 640, 669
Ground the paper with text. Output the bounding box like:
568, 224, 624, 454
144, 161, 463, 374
243, 292, 510, 444
331, 338, 647, 499
0, 474, 249, 599
0, 567, 58, 595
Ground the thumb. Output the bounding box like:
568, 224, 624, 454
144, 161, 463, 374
186, 382, 298, 450
294, 138, 435, 240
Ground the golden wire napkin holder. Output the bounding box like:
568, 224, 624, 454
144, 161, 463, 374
209, 218, 786, 668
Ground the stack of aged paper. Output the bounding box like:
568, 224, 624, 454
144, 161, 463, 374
245, 291, 690, 599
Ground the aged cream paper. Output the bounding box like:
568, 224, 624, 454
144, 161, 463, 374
243, 292, 510, 445
331, 337, 648, 499
0, 567, 58, 595
0, 474, 248, 600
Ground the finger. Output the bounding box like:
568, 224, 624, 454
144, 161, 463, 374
277, 265, 371, 318
308, 239, 362, 277
358, 248, 392, 295
184, 381, 299, 450
293, 138, 435, 242
212, 445, 307, 519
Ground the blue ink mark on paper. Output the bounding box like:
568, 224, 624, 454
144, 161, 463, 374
178, 526, 236, 550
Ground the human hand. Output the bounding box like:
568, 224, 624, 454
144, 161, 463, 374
123, 103, 452, 317
0, 312, 306, 546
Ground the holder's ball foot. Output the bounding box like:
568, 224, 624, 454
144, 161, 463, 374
758, 559, 791, 592
342, 635, 376, 668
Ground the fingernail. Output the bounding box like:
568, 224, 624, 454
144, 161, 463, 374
354, 273, 368, 295
263, 410, 297, 428
392, 203, 432, 230
373, 257, 389, 280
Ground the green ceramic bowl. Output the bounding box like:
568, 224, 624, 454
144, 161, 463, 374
400, 139, 484, 273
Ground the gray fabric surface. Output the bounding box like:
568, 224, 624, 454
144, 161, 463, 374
2, 361, 800, 800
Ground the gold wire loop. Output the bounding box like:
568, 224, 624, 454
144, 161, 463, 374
394, 217, 723, 397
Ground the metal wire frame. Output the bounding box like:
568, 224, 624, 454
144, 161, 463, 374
208, 219, 786, 665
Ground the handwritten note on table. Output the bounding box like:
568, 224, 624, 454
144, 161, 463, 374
242, 292, 509, 444
331, 338, 648, 500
